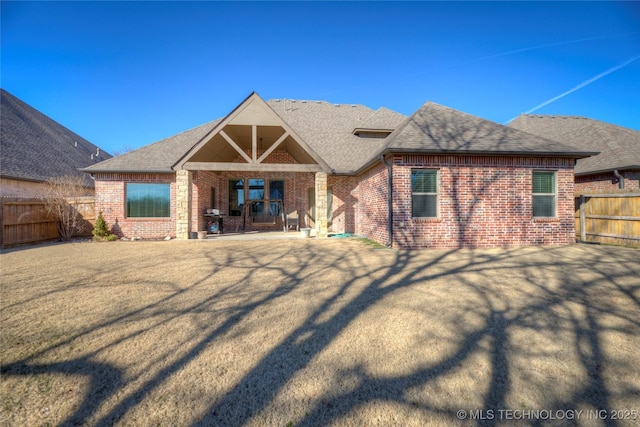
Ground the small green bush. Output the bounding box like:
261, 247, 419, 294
92, 211, 117, 241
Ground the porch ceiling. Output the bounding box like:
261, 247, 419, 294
186, 124, 318, 165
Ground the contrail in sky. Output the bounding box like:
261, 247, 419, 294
320, 31, 638, 98
466, 32, 638, 64
507, 53, 640, 123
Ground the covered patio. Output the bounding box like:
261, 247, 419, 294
173, 93, 332, 240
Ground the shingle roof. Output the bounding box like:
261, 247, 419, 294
508, 115, 640, 175
81, 95, 597, 177
1, 89, 111, 185
382, 102, 596, 158
267, 99, 406, 174
85, 98, 407, 175
356, 107, 406, 131
83, 119, 221, 173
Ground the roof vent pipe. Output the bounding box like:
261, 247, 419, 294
96, 148, 100, 157
614, 169, 625, 189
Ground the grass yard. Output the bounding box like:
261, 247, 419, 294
1, 239, 639, 426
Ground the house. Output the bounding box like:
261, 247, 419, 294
509, 115, 640, 192
83, 92, 595, 248
0, 89, 112, 197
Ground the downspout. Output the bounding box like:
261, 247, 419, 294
613, 169, 625, 189
381, 154, 393, 248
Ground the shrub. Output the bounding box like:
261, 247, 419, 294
93, 211, 117, 241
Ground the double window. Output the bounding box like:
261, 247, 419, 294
412, 169, 438, 218
126, 183, 170, 218
532, 171, 556, 217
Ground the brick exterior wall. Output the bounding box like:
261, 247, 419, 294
186, 150, 319, 233
327, 175, 358, 234
93, 173, 176, 238
200, 171, 315, 233
93, 151, 580, 248
575, 170, 640, 193
368, 155, 576, 249
192, 170, 218, 232
355, 162, 390, 244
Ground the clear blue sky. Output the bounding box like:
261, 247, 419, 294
2, 1, 639, 155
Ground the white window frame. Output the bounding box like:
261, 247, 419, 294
532, 170, 557, 218
411, 169, 438, 218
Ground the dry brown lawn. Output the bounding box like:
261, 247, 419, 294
1, 239, 639, 427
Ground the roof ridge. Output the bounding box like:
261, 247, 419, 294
521, 114, 640, 133
267, 98, 370, 108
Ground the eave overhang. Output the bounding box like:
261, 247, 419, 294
80, 167, 175, 174
353, 148, 601, 176
575, 165, 640, 176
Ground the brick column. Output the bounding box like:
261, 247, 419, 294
176, 170, 192, 240
315, 172, 328, 238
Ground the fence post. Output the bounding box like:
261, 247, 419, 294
579, 195, 586, 242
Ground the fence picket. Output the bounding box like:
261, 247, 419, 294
575, 191, 640, 247
1, 197, 95, 248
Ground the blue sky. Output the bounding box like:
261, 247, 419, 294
2, 1, 639, 155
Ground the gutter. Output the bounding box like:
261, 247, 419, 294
79, 168, 175, 174
381, 154, 393, 248
613, 169, 625, 189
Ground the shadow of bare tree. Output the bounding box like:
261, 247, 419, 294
1, 241, 639, 426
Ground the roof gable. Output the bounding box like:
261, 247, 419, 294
1, 89, 111, 184
174, 92, 330, 172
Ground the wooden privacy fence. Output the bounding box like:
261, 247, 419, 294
575, 191, 640, 247
1, 197, 95, 248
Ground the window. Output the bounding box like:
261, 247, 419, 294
248, 179, 265, 215
126, 183, 170, 218
229, 179, 244, 216
412, 170, 438, 218
532, 171, 556, 217
269, 180, 284, 216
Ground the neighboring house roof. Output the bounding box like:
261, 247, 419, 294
82, 93, 596, 177
509, 115, 640, 175
0, 89, 111, 185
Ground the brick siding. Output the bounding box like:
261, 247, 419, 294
355, 162, 390, 244
575, 170, 640, 193
93, 152, 580, 248
326, 175, 358, 234
357, 155, 576, 249
93, 173, 176, 239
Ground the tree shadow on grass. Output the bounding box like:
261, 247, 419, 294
189, 245, 639, 426
2, 243, 639, 426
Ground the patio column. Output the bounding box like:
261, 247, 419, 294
176, 169, 192, 240
315, 172, 328, 238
